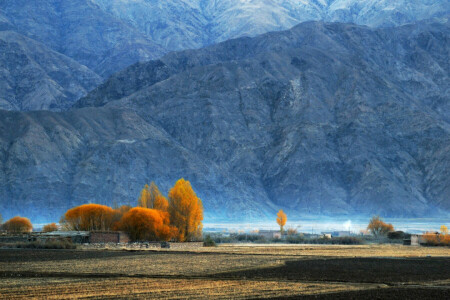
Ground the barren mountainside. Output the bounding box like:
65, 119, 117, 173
92, 0, 450, 50
0, 0, 449, 111
0, 31, 102, 111
0, 20, 449, 223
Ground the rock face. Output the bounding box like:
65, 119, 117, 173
92, 0, 450, 50
0, 31, 101, 111
0, 0, 448, 112
0, 0, 165, 78
1, 20, 449, 223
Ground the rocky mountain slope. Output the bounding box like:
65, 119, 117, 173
92, 0, 450, 50
1, 20, 449, 223
0, 0, 448, 111
0, 30, 101, 111
0, 0, 165, 78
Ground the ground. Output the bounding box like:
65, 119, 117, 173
0, 244, 449, 299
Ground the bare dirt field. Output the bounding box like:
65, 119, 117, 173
0, 244, 449, 299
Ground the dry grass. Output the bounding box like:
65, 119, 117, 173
0, 277, 375, 299
198, 243, 450, 257
0, 244, 448, 299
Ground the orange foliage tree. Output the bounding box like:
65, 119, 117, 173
367, 216, 394, 237
423, 226, 450, 246
112, 205, 132, 230
118, 207, 177, 241
138, 182, 169, 211
42, 223, 58, 233
2, 216, 32, 233
61, 204, 115, 231
276, 210, 287, 233
168, 179, 203, 242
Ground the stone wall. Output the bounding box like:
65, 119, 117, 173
89, 232, 130, 244
80, 241, 204, 250
0, 235, 29, 243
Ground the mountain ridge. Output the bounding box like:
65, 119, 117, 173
0, 0, 449, 111
0, 20, 448, 223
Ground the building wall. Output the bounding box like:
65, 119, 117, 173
90, 232, 117, 243
118, 232, 130, 243
89, 232, 130, 244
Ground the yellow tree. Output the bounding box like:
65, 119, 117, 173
138, 182, 169, 211
168, 179, 203, 242
276, 210, 287, 233
367, 216, 394, 237
441, 225, 448, 235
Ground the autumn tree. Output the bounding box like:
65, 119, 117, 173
42, 223, 58, 233
168, 179, 203, 242
138, 182, 169, 211
112, 205, 132, 230
118, 207, 177, 241
441, 225, 448, 235
61, 204, 115, 231
276, 210, 287, 234
367, 216, 394, 237
2, 216, 32, 233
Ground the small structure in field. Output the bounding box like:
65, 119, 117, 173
89, 231, 130, 244
321, 231, 352, 237
404, 234, 426, 246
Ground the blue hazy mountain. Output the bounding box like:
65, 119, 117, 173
0, 0, 448, 111
0, 19, 448, 223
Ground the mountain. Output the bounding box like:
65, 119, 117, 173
1, 20, 449, 223
0, 0, 448, 112
0, 30, 102, 111
92, 0, 450, 51
0, 0, 166, 78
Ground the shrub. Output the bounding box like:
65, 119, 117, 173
42, 223, 58, 233
14, 240, 76, 249
203, 235, 216, 247
286, 228, 298, 236
388, 231, 405, 240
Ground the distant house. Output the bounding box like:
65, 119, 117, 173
258, 230, 281, 239
321, 231, 352, 237
403, 234, 430, 246
322, 233, 332, 239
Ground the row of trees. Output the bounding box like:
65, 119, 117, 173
423, 225, 450, 246
60, 178, 203, 242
